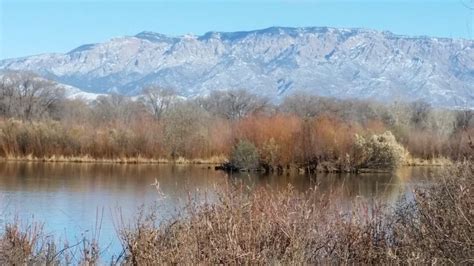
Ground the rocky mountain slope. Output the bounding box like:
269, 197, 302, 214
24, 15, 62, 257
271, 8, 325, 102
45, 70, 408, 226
1, 27, 473, 108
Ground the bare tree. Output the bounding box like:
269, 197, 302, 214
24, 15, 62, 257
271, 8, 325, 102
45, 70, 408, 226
139, 86, 176, 120
0, 71, 65, 121
281, 92, 347, 118
92, 93, 144, 124
454, 109, 474, 132
199, 89, 268, 120
281, 92, 320, 118
163, 102, 209, 158
426, 109, 456, 136
57, 99, 93, 124
409, 100, 432, 130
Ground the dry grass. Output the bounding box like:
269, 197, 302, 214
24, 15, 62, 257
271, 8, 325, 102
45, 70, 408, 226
0, 154, 226, 165
390, 163, 473, 263
0, 219, 100, 265
119, 186, 394, 264
118, 163, 473, 264
173, 155, 227, 164
405, 156, 453, 166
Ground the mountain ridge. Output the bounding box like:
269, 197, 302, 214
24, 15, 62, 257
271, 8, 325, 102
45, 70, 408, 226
1, 26, 473, 108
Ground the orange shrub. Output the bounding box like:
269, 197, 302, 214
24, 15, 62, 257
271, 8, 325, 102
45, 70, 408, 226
310, 115, 361, 161
235, 114, 302, 165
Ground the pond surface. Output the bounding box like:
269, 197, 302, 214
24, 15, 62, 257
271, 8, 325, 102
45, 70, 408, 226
0, 162, 437, 258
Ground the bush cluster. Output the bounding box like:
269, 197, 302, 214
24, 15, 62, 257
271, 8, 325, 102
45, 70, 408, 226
354, 131, 409, 169
229, 139, 260, 170
0, 75, 472, 165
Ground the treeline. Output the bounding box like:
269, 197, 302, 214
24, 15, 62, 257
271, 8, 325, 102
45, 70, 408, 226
0, 71, 472, 165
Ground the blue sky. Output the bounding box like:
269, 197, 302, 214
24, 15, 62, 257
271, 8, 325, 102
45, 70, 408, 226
0, 0, 473, 59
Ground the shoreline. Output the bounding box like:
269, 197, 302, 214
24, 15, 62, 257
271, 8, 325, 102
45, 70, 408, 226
0, 155, 453, 171
0, 155, 226, 165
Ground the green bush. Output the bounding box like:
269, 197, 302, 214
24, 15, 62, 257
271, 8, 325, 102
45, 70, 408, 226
230, 139, 260, 170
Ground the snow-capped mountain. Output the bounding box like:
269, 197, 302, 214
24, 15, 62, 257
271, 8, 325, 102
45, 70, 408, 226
61, 84, 104, 101
1, 27, 473, 108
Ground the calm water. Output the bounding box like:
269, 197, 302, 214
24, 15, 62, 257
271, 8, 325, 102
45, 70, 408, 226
0, 162, 436, 257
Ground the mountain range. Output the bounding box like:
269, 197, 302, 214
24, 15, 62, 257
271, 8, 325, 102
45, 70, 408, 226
0, 26, 473, 108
